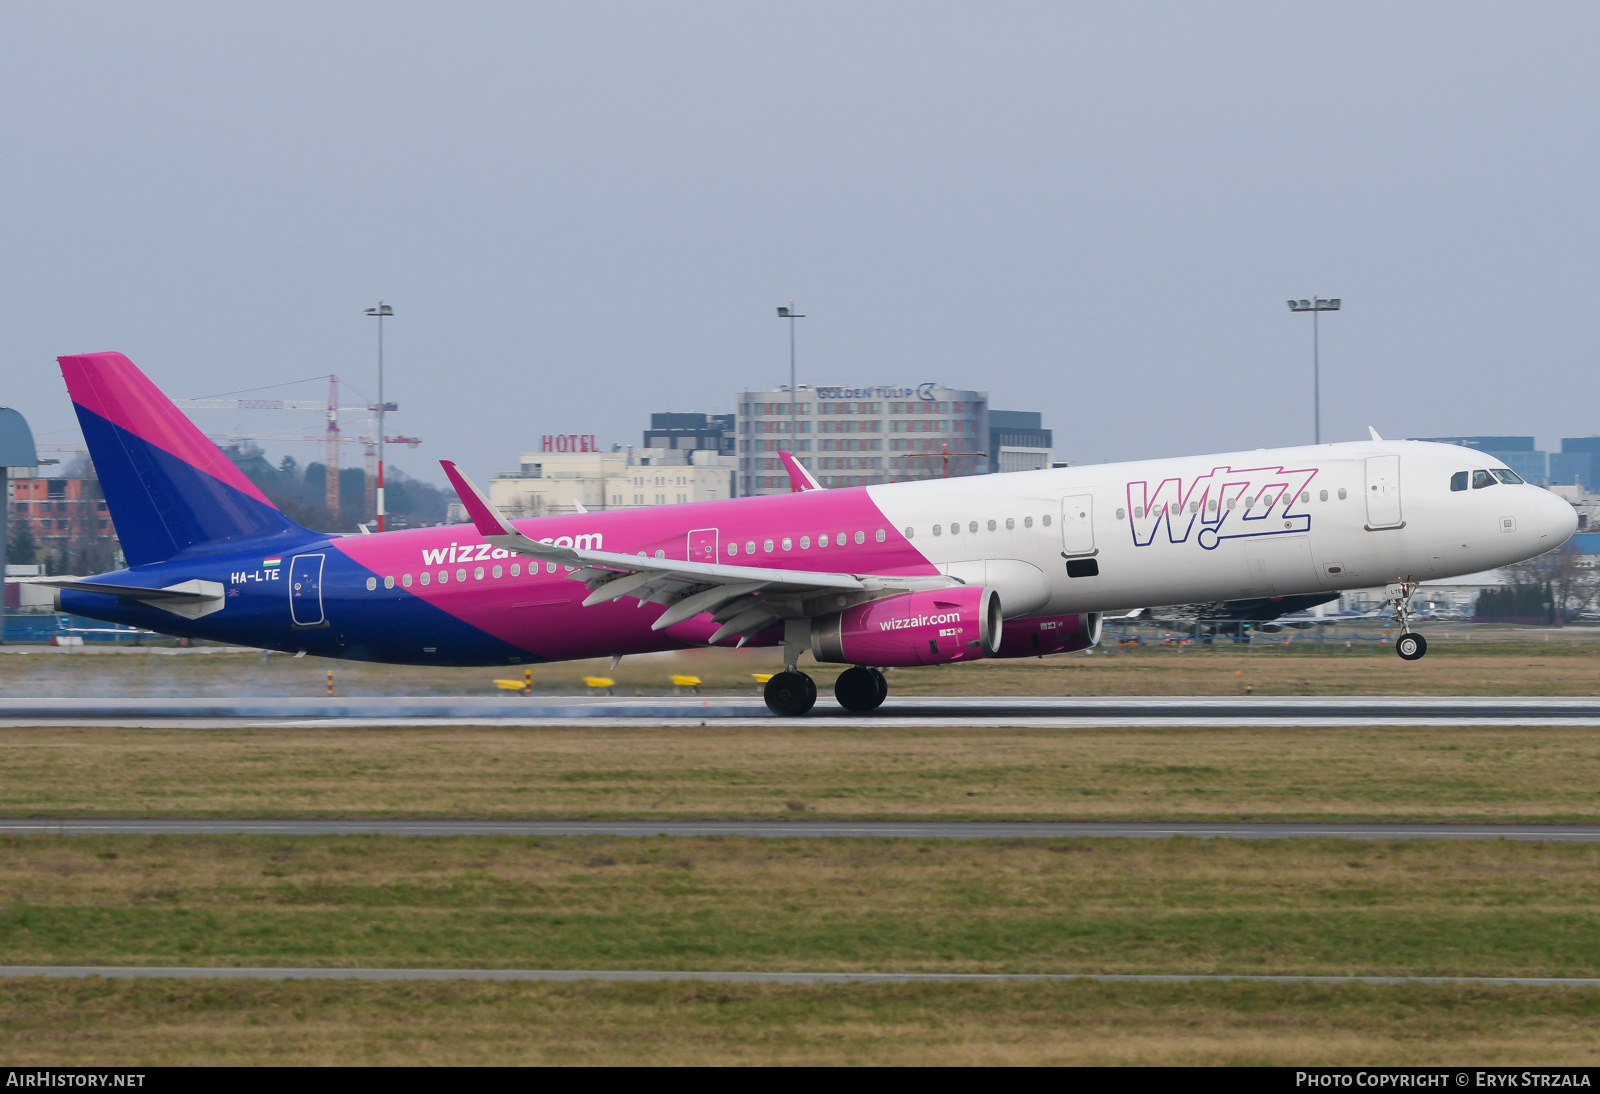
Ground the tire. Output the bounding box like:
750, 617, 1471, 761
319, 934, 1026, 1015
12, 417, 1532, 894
1395, 633, 1428, 661
764, 670, 817, 716
835, 666, 887, 712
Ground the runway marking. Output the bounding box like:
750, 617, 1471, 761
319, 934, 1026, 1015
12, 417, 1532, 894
8, 820, 1600, 841
2, 966, 1597, 986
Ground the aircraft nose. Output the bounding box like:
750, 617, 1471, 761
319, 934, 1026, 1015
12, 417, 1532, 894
1537, 489, 1579, 546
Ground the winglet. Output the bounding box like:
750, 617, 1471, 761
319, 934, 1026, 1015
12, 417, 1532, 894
1367, 426, 1383, 442
778, 450, 821, 492
440, 460, 518, 538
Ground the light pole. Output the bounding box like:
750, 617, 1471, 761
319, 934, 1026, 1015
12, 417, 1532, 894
365, 302, 393, 531
776, 302, 805, 471
1287, 295, 1340, 444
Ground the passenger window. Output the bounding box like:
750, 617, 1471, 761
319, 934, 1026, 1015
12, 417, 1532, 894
1472, 469, 1497, 489
1208, 499, 1218, 512
1337, 488, 1347, 500
1451, 471, 1469, 492
1319, 490, 1328, 502
1115, 509, 1125, 521
1492, 469, 1524, 484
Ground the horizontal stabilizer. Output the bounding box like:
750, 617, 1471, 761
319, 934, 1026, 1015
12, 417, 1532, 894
28, 577, 226, 619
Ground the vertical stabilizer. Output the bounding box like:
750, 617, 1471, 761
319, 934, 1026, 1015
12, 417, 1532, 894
59, 352, 310, 566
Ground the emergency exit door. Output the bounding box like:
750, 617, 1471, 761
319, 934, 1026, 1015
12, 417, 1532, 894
687, 528, 719, 564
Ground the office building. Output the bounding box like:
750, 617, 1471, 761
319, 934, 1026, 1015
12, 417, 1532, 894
642, 412, 736, 457
6, 472, 120, 574
1550, 438, 1600, 490
737, 384, 988, 495
988, 410, 1053, 474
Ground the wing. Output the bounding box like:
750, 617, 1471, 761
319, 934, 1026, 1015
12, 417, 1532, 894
440, 460, 954, 644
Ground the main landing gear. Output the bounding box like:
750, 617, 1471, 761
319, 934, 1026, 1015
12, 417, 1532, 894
834, 666, 888, 713
1388, 579, 1429, 661
763, 671, 817, 716
762, 665, 890, 715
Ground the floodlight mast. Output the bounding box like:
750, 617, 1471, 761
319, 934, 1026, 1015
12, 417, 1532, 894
776, 303, 805, 474
1287, 295, 1341, 444
365, 302, 394, 531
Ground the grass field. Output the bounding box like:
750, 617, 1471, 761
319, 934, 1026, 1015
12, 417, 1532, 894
3, 836, 1598, 977
6, 639, 1599, 1063
3, 632, 1600, 697
4, 722, 1600, 821
5, 979, 1598, 1065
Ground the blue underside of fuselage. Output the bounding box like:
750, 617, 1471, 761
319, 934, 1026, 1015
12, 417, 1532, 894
61, 545, 539, 668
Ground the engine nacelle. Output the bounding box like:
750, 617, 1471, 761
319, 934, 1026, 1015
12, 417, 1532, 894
810, 586, 1002, 667
990, 612, 1102, 658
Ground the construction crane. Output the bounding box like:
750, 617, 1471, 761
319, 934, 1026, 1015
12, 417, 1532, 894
174, 375, 413, 524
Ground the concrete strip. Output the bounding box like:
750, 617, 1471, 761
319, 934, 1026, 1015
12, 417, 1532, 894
2, 966, 1597, 987
8, 819, 1600, 841
6, 695, 1600, 727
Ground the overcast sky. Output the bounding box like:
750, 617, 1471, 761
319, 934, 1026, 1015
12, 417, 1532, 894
3, 2, 1598, 483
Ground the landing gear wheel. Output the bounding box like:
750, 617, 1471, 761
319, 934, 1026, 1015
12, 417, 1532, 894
835, 666, 888, 712
764, 670, 817, 716
1395, 633, 1428, 661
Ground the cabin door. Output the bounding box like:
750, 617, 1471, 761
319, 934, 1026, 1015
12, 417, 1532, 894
289, 553, 326, 627
1364, 456, 1404, 529
1060, 495, 1096, 556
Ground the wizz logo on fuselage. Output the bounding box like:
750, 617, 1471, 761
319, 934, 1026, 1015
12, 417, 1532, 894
1126, 465, 1319, 551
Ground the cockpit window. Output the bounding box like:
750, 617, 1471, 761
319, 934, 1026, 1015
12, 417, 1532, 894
1450, 471, 1469, 492
1472, 469, 1497, 489
1492, 468, 1525, 485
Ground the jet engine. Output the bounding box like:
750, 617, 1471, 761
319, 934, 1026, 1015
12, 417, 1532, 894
990, 612, 1102, 658
809, 586, 1002, 667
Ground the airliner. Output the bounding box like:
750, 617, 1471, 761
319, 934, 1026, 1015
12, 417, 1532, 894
38, 352, 1578, 715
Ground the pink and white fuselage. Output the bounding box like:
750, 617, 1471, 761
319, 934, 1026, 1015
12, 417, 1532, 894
349, 438, 1574, 664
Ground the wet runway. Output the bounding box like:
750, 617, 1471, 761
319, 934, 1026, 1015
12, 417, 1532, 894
10, 819, 1600, 841
3, 695, 1600, 727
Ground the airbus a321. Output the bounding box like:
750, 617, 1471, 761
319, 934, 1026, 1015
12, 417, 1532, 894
38, 352, 1578, 715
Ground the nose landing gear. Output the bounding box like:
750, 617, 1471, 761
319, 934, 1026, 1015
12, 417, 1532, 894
1387, 579, 1428, 661
834, 666, 888, 712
